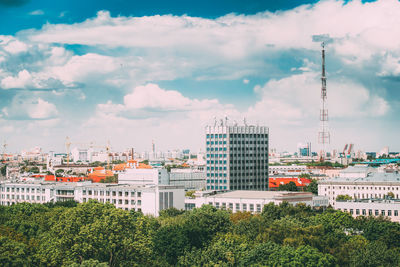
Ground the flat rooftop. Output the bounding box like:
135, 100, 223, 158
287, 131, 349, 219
320, 172, 400, 183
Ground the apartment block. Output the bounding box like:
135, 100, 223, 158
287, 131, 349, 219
205, 122, 269, 191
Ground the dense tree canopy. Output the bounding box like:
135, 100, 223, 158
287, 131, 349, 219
0, 201, 399, 266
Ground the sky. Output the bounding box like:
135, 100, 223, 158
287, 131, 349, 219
0, 0, 399, 154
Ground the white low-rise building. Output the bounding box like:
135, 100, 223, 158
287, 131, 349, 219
0, 181, 184, 217
118, 167, 169, 185
185, 190, 327, 213
268, 165, 310, 175
335, 199, 400, 223
338, 165, 372, 179
318, 171, 400, 207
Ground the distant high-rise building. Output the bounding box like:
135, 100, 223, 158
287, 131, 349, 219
205, 119, 269, 191
298, 142, 311, 157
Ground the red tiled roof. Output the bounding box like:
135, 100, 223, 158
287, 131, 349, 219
269, 177, 311, 188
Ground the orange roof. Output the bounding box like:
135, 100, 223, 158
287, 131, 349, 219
181, 163, 190, 168
45, 175, 56, 181
45, 175, 85, 182
88, 170, 113, 177
94, 166, 104, 171
138, 163, 152, 169
113, 163, 127, 171
269, 177, 311, 188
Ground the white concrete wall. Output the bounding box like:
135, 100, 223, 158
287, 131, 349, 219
335, 200, 400, 223
119, 169, 160, 185
318, 183, 400, 207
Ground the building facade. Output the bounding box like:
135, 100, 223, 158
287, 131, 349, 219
0, 181, 184, 217
335, 199, 400, 223
268, 165, 310, 175
169, 168, 206, 189
205, 122, 269, 191
185, 190, 327, 213
318, 170, 400, 207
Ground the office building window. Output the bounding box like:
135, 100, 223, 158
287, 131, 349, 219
256, 204, 261, 213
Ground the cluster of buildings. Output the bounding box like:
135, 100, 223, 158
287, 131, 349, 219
318, 165, 400, 222
1, 120, 400, 223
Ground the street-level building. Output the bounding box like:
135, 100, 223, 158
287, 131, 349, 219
205, 121, 269, 191
318, 171, 400, 207
0, 181, 184, 217
184, 190, 327, 213
335, 199, 400, 223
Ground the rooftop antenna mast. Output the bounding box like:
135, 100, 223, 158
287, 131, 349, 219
318, 42, 330, 161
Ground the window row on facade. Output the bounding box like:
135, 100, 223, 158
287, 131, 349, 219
340, 208, 399, 217
82, 190, 141, 198
210, 201, 263, 213
1, 194, 44, 201
1, 187, 44, 193
82, 198, 142, 206
325, 185, 400, 191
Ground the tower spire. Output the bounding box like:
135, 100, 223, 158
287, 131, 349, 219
318, 42, 330, 161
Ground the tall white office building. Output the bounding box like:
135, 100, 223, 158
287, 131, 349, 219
205, 120, 269, 191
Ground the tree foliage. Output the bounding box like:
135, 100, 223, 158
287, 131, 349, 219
336, 194, 353, 201
278, 181, 299, 191
0, 201, 399, 266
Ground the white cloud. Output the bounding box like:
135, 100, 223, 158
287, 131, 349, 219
2, 95, 58, 120
247, 71, 389, 125
28, 98, 58, 119
29, 10, 44, 16
1, 70, 33, 89
0, 35, 28, 54
14, 0, 400, 84
85, 84, 240, 150
99, 83, 229, 119
48, 53, 119, 83
0, 0, 399, 151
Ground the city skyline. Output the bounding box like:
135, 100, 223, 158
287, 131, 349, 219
1, 0, 400, 153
